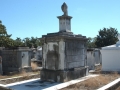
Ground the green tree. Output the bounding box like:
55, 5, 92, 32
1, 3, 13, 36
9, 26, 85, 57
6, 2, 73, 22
23, 37, 31, 47
23, 37, 41, 48
14, 37, 24, 47
0, 20, 14, 47
95, 27, 118, 48
0, 20, 41, 48
87, 37, 96, 48
30, 37, 41, 48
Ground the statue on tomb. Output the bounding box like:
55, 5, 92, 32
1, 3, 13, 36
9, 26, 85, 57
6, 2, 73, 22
61, 2, 68, 16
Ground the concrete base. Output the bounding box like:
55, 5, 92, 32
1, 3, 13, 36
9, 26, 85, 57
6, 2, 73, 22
3, 66, 32, 75
22, 66, 32, 72
40, 67, 88, 82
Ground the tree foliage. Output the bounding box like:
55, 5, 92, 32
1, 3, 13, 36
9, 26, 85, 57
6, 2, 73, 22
87, 37, 96, 48
95, 27, 118, 48
0, 20, 14, 47
14, 37, 24, 47
23, 37, 41, 48
0, 20, 41, 48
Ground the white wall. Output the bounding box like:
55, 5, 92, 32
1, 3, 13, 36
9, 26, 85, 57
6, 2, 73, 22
101, 50, 120, 71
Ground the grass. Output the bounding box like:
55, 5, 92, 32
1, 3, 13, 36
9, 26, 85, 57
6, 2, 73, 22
0, 62, 40, 84
0, 70, 40, 84
31, 62, 38, 70
0, 75, 9, 79
61, 72, 120, 90
0, 70, 40, 79
0, 62, 39, 79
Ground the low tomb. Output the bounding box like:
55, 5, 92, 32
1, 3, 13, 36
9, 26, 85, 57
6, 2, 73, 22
101, 34, 120, 72
1, 47, 31, 74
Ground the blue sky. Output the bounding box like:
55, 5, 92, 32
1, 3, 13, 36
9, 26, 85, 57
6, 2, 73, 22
0, 0, 120, 39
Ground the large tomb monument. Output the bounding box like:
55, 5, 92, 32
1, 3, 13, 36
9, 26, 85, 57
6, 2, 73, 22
40, 2, 88, 82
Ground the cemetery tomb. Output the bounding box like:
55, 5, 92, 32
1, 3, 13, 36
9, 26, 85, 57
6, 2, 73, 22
1, 47, 31, 74
101, 34, 120, 72
40, 2, 88, 82
87, 49, 101, 70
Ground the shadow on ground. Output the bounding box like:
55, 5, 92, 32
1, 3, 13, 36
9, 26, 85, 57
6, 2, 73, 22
8, 79, 61, 90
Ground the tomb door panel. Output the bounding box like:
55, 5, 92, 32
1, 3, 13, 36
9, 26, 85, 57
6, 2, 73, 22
21, 52, 29, 67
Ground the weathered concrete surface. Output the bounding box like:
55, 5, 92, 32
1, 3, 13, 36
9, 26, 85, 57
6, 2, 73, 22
0, 47, 4, 75
40, 67, 88, 82
40, 3, 88, 82
40, 32, 88, 82
41, 34, 87, 70
57, 16, 72, 32
1, 47, 32, 74
87, 49, 101, 70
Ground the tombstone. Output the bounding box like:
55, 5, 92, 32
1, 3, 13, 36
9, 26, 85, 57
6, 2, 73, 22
101, 34, 120, 72
1, 47, 31, 74
40, 2, 88, 82
87, 48, 101, 70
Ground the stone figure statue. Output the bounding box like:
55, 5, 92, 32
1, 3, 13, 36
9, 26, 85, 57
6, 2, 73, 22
61, 2, 68, 16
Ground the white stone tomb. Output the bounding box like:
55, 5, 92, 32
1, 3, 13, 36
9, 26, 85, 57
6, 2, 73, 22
101, 34, 120, 72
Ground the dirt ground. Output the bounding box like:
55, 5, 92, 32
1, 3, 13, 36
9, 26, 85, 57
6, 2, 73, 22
0, 62, 40, 79
0, 71, 40, 79
116, 86, 120, 90
0, 71, 40, 84
61, 73, 120, 90
61, 66, 120, 90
